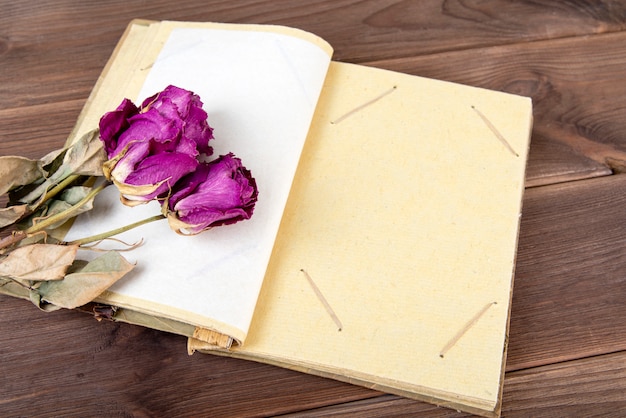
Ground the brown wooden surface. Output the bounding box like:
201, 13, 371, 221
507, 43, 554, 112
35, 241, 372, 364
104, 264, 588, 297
2, 1, 626, 416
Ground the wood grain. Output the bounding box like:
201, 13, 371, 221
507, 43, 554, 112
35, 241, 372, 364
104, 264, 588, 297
4, 5, 626, 185
508, 174, 626, 370
3, 1, 626, 108
281, 352, 626, 417
5, 29, 626, 187
280, 394, 471, 417
0, 297, 378, 417
503, 351, 626, 416
0, 102, 83, 159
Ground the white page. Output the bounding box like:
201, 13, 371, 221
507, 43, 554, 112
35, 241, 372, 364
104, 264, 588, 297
65, 26, 331, 342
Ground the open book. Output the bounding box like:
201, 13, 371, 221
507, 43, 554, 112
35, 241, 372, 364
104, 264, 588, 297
7, 20, 533, 417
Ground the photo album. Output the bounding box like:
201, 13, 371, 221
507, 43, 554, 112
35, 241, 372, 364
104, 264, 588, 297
0, 20, 533, 417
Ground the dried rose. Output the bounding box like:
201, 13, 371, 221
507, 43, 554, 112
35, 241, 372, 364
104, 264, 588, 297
165, 153, 258, 234
99, 85, 214, 205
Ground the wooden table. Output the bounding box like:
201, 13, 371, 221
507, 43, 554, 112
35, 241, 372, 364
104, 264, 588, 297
2, 2, 626, 416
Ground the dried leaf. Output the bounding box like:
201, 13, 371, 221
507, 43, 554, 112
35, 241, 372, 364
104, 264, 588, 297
44, 129, 104, 178
0, 243, 79, 283
28, 289, 56, 311
18, 169, 71, 206
28, 201, 73, 231
0, 204, 29, 228
60, 185, 92, 205
0, 156, 44, 196
37, 251, 134, 309
7, 155, 64, 205
29, 186, 95, 230
39, 147, 67, 171
19, 129, 105, 205
64, 129, 106, 176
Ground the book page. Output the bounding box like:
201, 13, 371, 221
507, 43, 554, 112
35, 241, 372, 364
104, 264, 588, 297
65, 22, 332, 343
211, 61, 532, 415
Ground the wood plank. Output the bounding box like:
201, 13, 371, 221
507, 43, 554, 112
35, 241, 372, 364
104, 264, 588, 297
0, 296, 378, 417
502, 351, 626, 416
3, 3, 625, 187
525, 131, 611, 187
370, 31, 626, 187
507, 173, 626, 370
0, 101, 83, 159
4, 33, 626, 188
282, 351, 626, 416
3, 1, 626, 109
279, 394, 471, 417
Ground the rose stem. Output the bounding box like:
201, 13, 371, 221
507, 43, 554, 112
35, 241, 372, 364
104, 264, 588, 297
64, 214, 165, 247
25, 182, 108, 235
41, 173, 82, 204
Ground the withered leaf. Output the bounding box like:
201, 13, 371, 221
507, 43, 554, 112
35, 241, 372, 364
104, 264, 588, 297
39, 147, 67, 173
0, 156, 44, 196
39, 147, 67, 175
60, 185, 92, 205
39, 129, 103, 175
38, 251, 134, 309
20, 129, 105, 206
18, 171, 69, 207
0, 204, 29, 229
28, 289, 53, 311
64, 129, 106, 177
0, 243, 79, 283
29, 186, 95, 230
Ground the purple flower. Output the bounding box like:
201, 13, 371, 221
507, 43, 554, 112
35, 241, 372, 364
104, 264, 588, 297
99, 85, 214, 204
166, 153, 258, 234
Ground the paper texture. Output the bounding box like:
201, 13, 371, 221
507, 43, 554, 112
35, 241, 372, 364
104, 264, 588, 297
212, 61, 532, 415
64, 22, 332, 343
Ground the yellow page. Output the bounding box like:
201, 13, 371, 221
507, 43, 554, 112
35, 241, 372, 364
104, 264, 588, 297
65, 21, 333, 344
215, 61, 532, 415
